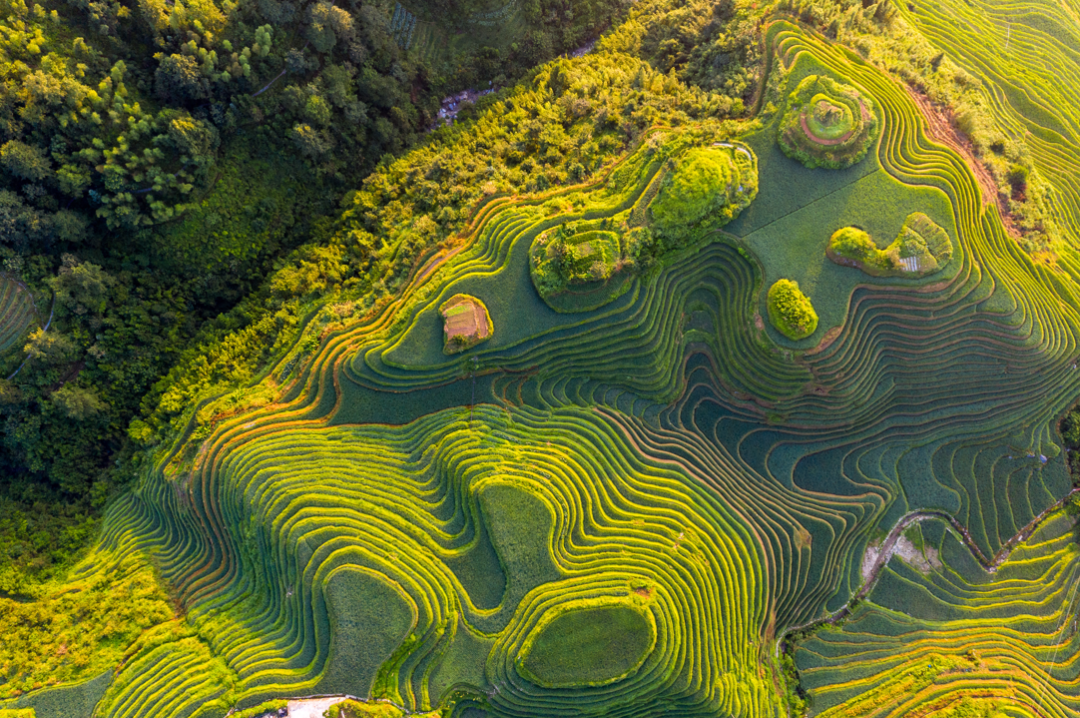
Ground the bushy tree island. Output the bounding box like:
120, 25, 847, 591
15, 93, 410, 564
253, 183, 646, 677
767, 278, 818, 340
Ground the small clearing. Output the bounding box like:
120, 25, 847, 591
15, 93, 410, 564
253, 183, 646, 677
894, 534, 943, 574
861, 540, 881, 583
286, 696, 347, 718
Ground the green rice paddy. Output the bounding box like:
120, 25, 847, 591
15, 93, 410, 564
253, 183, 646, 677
797, 510, 1080, 716
20, 7, 1080, 718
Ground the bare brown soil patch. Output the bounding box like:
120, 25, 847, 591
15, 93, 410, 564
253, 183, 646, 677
805, 325, 843, 356
441, 294, 493, 354
440, 295, 492, 341
443, 301, 488, 343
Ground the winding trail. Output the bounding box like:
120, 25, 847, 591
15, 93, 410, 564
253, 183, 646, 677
777, 485, 1080, 655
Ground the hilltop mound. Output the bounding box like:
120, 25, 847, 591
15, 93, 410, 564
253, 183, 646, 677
778, 74, 880, 169
650, 145, 759, 238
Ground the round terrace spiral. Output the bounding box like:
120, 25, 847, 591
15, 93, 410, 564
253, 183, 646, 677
778, 74, 880, 170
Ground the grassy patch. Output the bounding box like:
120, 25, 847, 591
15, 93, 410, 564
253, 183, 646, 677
480, 482, 562, 598
3, 671, 112, 718
528, 138, 757, 310
223, 698, 288, 718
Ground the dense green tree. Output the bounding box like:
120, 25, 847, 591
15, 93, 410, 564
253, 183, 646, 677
51, 384, 107, 420
50, 255, 113, 315
154, 54, 208, 103
0, 141, 51, 182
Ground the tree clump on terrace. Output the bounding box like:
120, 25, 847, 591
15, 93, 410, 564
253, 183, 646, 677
530, 224, 637, 301
767, 278, 818, 340
650, 144, 758, 243
778, 74, 880, 169
827, 214, 952, 276
529, 141, 758, 305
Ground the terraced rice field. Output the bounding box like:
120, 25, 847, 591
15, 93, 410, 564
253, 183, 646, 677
26, 12, 1080, 718
797, 511, 1080, 716
0, 275, 37, 355
898, 0, 1080, 253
